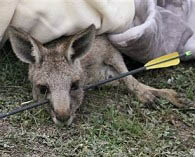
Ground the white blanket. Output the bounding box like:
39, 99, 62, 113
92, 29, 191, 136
0, 0, 135, 45
109, 0, 195, 62
0, 0, 194, 62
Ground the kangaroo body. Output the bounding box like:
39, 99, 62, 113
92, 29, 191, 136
9, 26, 189, 125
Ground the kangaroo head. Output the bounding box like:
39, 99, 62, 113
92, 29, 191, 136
9, 25, 96, 125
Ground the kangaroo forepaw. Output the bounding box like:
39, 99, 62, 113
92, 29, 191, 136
134, 86, 160, 108
134, 85, 193, 108
159, 89, 194, 108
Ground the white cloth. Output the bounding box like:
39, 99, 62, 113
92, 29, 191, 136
109, 0, 195, 63
0, 0, 135, 45
0, 0, 194, 62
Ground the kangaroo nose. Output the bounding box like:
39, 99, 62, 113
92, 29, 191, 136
54, 108, 71, 122
50, 90, 71, 124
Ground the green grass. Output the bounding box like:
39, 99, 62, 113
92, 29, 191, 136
0, 43, 195, 156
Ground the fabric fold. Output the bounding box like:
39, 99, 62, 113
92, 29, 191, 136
109, 0, 194, 63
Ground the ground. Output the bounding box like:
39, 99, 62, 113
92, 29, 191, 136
0, 43, 195, 156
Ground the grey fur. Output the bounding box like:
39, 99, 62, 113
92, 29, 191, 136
9, 25, 188, 125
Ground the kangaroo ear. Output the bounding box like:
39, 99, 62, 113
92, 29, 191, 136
8, 26, 44, 64
66, 24, 96, 62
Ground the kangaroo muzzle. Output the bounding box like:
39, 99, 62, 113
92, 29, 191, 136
51, 90, 71, 123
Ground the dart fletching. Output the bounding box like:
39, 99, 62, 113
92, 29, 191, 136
145, 52, 180, 70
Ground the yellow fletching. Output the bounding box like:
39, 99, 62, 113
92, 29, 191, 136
145, 52, 180, 70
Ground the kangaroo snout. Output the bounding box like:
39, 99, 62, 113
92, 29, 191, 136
50, 90, 72, 124
51, 106, 71, 125
54, 108, 71, 122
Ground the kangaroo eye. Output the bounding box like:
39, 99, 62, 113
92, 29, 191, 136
71, 81, 79, 91
39, 85, 49, 94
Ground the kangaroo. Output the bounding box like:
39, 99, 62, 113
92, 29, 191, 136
8, 25, 186, 125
